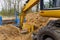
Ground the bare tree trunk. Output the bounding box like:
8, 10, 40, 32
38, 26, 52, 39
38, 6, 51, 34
0, 0, 4, 10
3, 0, 8, 16
16, 0, 20, 13
36, 3, 39, 12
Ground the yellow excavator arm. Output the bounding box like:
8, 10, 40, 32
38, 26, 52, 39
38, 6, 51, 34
23, 0, 39, 12
20, 0, 39, 27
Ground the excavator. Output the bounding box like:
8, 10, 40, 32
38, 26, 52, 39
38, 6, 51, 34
20, 0, 60, 40
20, 0, 39, 32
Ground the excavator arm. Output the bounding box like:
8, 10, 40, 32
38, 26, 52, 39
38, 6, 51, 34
20, 0, 39, 27
23, 0, 39, 12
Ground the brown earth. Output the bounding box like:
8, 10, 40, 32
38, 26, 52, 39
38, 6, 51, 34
0, 25, 32, 40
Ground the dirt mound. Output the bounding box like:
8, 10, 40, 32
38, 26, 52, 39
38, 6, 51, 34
25, 13, 49, 27
0, 25, 20, 40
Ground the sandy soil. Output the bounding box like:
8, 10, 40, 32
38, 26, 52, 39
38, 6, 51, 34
0, 25, 32, 40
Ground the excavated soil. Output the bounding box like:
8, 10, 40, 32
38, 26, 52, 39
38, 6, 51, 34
25, 13, 49, 27
0, 25, 32, 40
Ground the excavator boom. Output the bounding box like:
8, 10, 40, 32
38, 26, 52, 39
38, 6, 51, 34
23, 0, 39, 12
